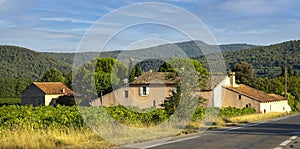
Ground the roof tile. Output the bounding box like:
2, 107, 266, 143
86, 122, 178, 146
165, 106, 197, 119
33, 82, 73, 95
224, 84, 287, 102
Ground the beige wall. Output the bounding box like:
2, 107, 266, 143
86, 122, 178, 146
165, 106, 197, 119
200, 91, 213, 107
260, 100, 291, 113
222, 88, 261, 112
98, 84, 174, 108
45, 94, 63, 106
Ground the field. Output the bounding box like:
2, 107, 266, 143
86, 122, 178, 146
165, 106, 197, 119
0, 105, 288, 148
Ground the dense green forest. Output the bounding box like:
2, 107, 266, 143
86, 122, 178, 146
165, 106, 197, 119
194, 40, 300, 78
1, 40, 299, 106
44, 40, 256, 65
0, 46, 72, 102
0, 45, 71, 79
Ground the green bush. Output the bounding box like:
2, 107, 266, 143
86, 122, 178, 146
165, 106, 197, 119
219, 107, 256, 117
0, 105, 256, 130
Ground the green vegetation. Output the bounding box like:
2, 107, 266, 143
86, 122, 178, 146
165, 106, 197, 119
206, 40, 300, 78
44, 41, 256, 65
128, 59, 143, 83
0, 45, 71, 79
0, 78, 32, 103
0, 105, 256, 130
74, 58, 128, 102
0, 105, 257, 148
0, 45, 72, 100
0, 98, 21, 106
40, 68, 67, 84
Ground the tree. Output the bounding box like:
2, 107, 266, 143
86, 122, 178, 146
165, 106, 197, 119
232, 62, 254, 85
159, 58, 209, 88
288, 65, 293, 77
128, 59, 135, 82
94, 58, 128, 87
134, 63, 142, 78
161, 84, 181, 116
64, 70, 72, 89
73, 58, 128, 102
161, 58, 208, 118
40, 68, 66, 84
95, 72, 119, 96
161, 83, 204, 118
294, 71, 299, 77
158, 62, 176, 72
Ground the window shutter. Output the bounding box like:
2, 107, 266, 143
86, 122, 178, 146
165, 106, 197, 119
146, 87, 149, 95
139, 87, 143, 95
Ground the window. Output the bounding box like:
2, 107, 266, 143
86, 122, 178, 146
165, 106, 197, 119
124, 90, 128, 98
172, 87, 177, 93
139, 86, 149, 96
238, 95, 242, 100
153, 100, 156, 107
246, 103, 251, 108
283, 107, 285, 111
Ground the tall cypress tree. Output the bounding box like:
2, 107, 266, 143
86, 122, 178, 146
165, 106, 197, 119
128, 59, 135, 82
134, 63, 143, 78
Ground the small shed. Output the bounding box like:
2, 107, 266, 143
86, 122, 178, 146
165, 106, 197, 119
22, 82, 73, 106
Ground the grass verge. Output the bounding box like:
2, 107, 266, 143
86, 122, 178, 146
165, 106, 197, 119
0, 128, 113, 149
215, 112, 290, 126
183, 112, 294, 134
0, 112, 294, 148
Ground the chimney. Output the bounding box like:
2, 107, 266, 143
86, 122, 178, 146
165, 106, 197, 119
62, 88, 65, 94
229, 72, 239, 87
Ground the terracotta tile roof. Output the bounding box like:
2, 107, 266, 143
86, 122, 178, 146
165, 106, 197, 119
33, 82, 73, 95
130, 72, 179, 85
224, 84, 287, 103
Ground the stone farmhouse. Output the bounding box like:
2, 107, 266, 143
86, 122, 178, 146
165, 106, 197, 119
91, 72, 291, 113
90, 72, 178, 108
201, 73, 291, 113
22, 82, 73, 106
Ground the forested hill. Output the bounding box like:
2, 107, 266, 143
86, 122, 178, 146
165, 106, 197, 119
0, 45, 71, 79
1, 40, 299, 80
195, 40, 300, 77
44, 40, 256, 65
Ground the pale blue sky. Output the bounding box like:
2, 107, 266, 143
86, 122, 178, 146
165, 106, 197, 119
0, 0, 299, 52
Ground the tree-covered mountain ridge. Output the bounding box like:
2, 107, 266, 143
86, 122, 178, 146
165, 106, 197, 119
0, 45, 71, 79
43, 40, 257, 65
1, 40, 300, 80
222, 40, 300, 77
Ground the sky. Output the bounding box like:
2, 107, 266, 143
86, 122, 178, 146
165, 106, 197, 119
0, 0, 299, 52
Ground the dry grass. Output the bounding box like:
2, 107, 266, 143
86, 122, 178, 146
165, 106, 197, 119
0, 125, 184, 148
0, 128, 113, 149
214, 112, 290, 126
184, 112, 292, 131
0, 112, 293, 148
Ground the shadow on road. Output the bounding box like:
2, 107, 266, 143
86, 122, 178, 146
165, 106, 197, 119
210, 121, 300, 136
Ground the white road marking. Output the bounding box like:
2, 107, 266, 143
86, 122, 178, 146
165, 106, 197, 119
225, 122, 267, 131
142, 136, 199, 149
280, 140, 292, 146
129, 114, 300, 149
290, 136, 298, 140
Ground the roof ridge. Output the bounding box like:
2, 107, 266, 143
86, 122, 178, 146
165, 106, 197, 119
224, 84, 287, 102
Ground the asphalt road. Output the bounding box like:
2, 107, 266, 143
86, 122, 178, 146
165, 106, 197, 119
122, 114, 300, 149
